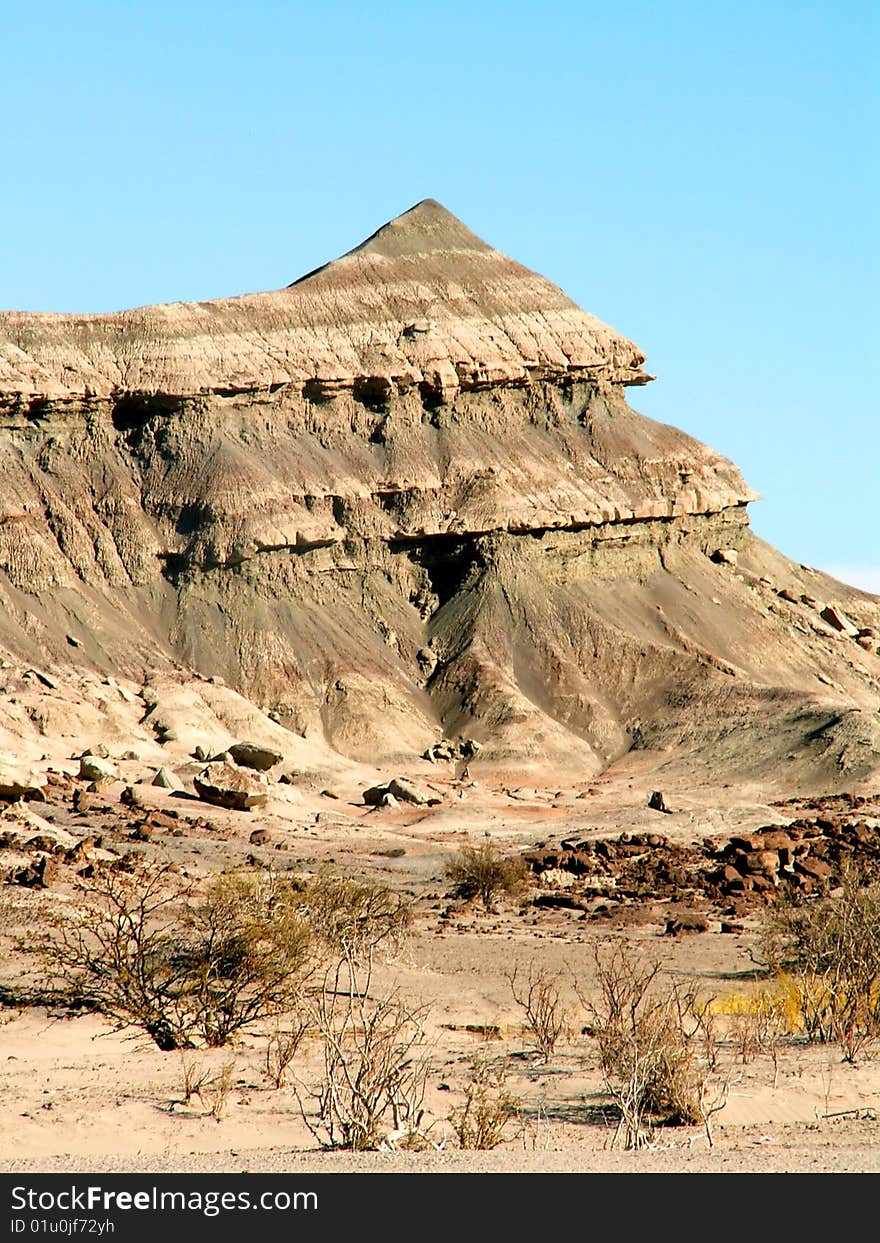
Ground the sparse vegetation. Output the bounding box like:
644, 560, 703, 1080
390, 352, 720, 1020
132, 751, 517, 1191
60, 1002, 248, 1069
709, 987, 791, 1074
264, 1019, 309, 1089
583, 944, 724, 1149
761, 867, 880, 1062
506, 961, 569, 1063
290, 873, 412, 961
449, 1058, 520, 1150
176, 1053, 235, 1120
295, 971, 432, 1151
288, 872, 432, 1150
445, 843, 528, 910
35, 864, 312, 1050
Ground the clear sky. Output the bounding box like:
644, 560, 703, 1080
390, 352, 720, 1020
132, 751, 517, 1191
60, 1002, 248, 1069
2, 1, 876, 589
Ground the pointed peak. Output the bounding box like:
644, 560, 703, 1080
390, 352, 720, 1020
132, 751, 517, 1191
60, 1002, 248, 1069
290, 200, 491, 286
348, 199, 492, 260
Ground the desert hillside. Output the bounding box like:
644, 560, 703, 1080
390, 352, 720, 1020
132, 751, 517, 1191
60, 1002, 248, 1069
0, 199, 878, 788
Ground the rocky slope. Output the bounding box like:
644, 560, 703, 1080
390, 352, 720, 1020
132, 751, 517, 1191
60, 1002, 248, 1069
0, 200, 878, 785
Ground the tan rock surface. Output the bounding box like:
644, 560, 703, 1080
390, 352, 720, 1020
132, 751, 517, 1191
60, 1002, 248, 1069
0, 201, 877, 783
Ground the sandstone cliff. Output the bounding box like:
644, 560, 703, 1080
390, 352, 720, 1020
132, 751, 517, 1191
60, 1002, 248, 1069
0, 200, 877, 785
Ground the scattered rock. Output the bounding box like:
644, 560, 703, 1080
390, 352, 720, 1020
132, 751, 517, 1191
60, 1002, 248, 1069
78, 755, 118, 783
648, 790, 672, 814
387, 777, 431, 805
193, 762, 269, 811
665, 915, 709, 935
423, 737, 481, 763
120, 785, 150, 810
151, 767, 181, 789
249, 828, 271, 846
228, 742, 284, 771
145, 810, 178, 831
711, 547, 738, 566
72, 788, 91, 813
821, 604, 859, 638
25, 668, 58, 690
0, 774, 47, 803
7, 855, 55, 888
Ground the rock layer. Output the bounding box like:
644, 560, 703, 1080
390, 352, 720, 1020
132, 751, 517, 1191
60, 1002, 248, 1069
0, 201, 877, 784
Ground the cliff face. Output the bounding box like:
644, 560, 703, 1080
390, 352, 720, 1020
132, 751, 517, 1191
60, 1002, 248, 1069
0, 201, 877, 783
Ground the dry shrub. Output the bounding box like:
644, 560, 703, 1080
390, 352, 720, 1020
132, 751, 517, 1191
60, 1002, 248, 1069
710, 988, 791, 1070
35, 864, 312, 1050
264, 1019, 309, 1089
291, 875, 432, 1151
762, 867, 880, 1062
584, 944, 724, 1149
180, 872, 313, 1047
506, 961, 569, 1063
295, 972, 431, 1151
445, 843, 528, 910
177, 1054, 235, 1120
290, 874, 412, 960
449, 1058, 520, 1150
202, 1059, 235, 1121
178, 1052, 212, 1104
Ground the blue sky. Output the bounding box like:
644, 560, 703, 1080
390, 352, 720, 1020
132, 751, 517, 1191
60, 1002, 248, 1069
1, 1, 876, 588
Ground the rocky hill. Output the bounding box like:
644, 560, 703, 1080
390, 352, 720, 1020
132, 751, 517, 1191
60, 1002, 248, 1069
1, 200, 878, 786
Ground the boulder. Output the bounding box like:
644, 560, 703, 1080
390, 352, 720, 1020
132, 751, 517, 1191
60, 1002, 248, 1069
228, 742, 284, 771
648, 790, 672, 814
193, 762, 269, 811
753, 828, 798, 850
665, 915, 709, 935
79, 755, 118, 783
0, 773, 47, 803
795, 857, 834, 882
820, 604, 859, 638
711, 547, 738, 566
387, 777, 431, 805
742, 850, 779, 877
151, 767, 181, 789
8, 855, 55, 888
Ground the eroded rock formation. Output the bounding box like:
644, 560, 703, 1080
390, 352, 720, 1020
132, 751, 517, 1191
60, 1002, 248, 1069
1, 200, 878, 783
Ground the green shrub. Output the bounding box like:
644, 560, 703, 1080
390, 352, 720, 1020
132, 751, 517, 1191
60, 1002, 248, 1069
445, 843, 528, 909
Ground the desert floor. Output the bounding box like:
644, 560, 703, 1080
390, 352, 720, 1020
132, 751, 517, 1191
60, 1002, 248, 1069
2, 722, 880, 1175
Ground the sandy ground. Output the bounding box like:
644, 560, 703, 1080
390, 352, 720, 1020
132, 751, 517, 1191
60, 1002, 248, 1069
3, 926, 880, 1174
3, 704, 880, 1175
